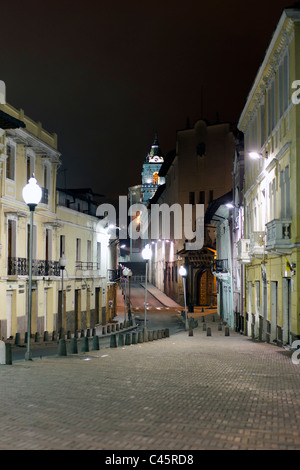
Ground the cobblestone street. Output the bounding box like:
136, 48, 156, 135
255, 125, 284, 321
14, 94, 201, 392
1, 316, 300, 451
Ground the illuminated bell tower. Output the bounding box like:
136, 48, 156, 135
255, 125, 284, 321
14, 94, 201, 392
141, 133, 165, 204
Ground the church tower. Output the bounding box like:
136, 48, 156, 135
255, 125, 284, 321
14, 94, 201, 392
141, 133, 165, 204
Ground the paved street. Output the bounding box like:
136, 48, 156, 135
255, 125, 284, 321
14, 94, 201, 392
1, 307, 300, 451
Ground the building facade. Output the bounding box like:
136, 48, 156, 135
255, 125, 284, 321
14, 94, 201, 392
237, 5, 300, 345
148, 119, 236, 307
0, 101, 115, 341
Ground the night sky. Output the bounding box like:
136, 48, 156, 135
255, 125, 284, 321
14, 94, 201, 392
0, 0, 292, 201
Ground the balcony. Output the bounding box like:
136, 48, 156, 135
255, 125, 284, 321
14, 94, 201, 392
107, 269, 118, 283
236, 239, 251, 263
249, 231, 265, 257
266, 219, 292, 251
213, 259, 228, 273
8, 257, 60, 276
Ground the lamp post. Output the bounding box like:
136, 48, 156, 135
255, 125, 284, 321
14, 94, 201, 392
122, 267, 130, 325
179, 265, 188, 331
59, 252, 67, 337
142, 244, 152, 340
22, 176, 42, 361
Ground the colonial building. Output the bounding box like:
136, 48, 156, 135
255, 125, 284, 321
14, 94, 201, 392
205, 130, 245, 331
0, 100, 115, 341
148, 119, 236, 307
237, 4, 300, 345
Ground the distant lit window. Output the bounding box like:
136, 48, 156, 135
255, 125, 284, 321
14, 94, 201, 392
153, 172, 159, 185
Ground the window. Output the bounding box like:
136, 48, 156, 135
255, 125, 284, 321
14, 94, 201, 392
26, 153, 35, 183
283, 54, 289, 112
260, 104, 265, 147
87, 240, 92, 263
6, 144, 15, 180
199, 191, 205, 204
45, 229, 52, 261
97, 242, 101, 269
60, 235, 65, 257
76, 238, 81, 262
153, 172, 159, 185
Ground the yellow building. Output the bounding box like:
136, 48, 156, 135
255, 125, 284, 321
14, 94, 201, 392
0, 101, 115, 341
237, 5, 300, 345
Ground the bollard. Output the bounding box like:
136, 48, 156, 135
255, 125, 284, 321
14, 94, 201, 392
14, 332, 21, 345
34, 332, 39, 343
92, 335, 99, 350
118, 334, 125, 346
189, 328, 194, 336
218, 323, 222, 331
203, 323, 207, 331
58, 339, 67, 356
0, 341, 12, 365
148, 330, 153, 341
125, 333, 132, 345
70, 337, 78, 354
110, 334, 118, 348
225, 326, 230, 336
157, 330, 162, 339
131, 332, 137, 344
153, 330, 158, 340
207, 327, 211, 336
138, 331, 144, 343
81, 336, 89, 352
43, 331, 49, 342
164, 328, 170, 338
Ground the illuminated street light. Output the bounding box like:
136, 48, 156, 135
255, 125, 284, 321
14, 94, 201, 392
22, 176, 42, 361
142, 244, 152, 341
179, 265, 188, 331
249, 151, 268, 159
122, 267, 132, 325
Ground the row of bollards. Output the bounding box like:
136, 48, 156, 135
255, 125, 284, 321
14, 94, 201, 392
201, 322, 230, 336
58, 328, 170, 356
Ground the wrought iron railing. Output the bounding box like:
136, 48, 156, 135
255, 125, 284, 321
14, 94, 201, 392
8, 257, 60, 276
75, 261, 100, 270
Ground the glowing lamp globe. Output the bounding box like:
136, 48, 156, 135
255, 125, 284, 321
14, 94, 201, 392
22, 177, 42, 207
179, 265, 187, 277
142, 245, 152, 260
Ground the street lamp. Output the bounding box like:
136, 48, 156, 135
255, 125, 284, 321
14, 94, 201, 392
142, 244, 152, 340
179, 265, 188, 331
122, 267, 132, 325
249, 151, 268, 159
59, 252, 67, 337
22, 176, 42, 361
